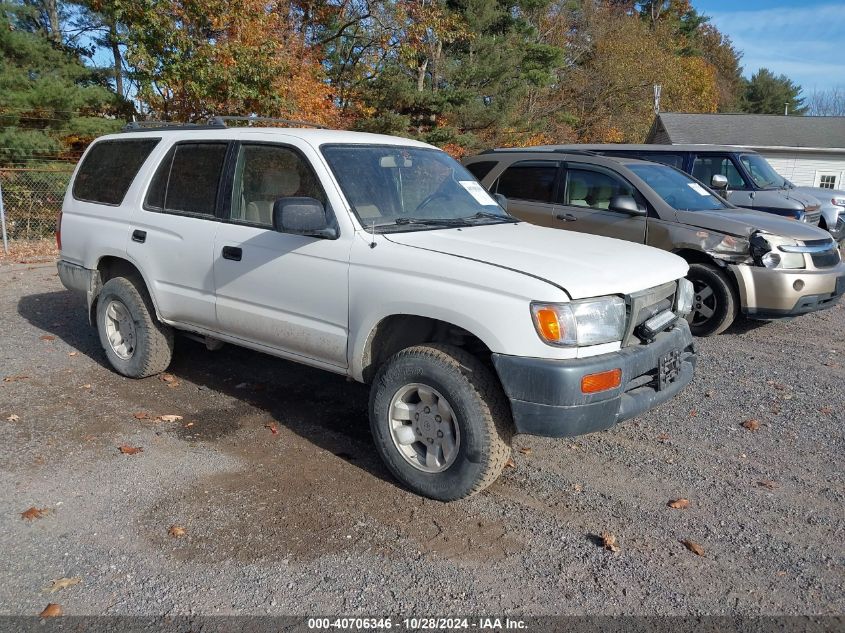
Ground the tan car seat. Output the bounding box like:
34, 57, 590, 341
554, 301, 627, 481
568, 179, 589, 207
245, 167, 301, 225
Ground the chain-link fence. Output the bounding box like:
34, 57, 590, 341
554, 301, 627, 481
0, 165, 74, 244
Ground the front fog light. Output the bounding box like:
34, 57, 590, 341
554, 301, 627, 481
676, 278, 694, 316
762, 252, 781, 268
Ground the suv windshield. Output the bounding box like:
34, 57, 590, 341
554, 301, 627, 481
739, 153, 787, 189
628, 163, 730, 212
321, 145, 511, 231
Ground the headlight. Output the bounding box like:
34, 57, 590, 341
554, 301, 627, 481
705, 234, 751, 263
749, 232, 805, 270
675, 278, 694, 316
832, 197, 845, 207
531, 297, 626, 347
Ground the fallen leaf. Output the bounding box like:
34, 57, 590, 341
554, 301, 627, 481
504, 457, 516, 469
168, 524, 186, 538
681, 539, 705, 556
155, 415, 183, 423
771, 383, 787, 391
159, 373, 177, 383
601, 532, 620, 553
39, 604, 62, 618
118, 445, 143, 455
757, 480, 778, 489
6, 414, 20, 422
689, 409, 697, 417
68, 352, 78, 357
518, 446, 532, 455
741, 419, 761, 431
133, 412, 151, 420
39, 335, 56, 342
668, 498, 690, 509
572, 483, 583, 493
81, 384, 91, 390
184, 422, 194, 428
656, 433, 670, 442
264, 423, 278, 435
21, 507, 49, 520
776, 570, 787, 577
819, 406, 833, 416
45, 577, 81, 593
3, 375, 29, 382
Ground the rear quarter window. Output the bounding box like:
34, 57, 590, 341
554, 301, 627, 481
72, 139, 160, 205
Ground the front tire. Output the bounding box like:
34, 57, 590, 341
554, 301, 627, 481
96, 276, 174, 378
686, 262, 739, 337
369, 344, 512, 501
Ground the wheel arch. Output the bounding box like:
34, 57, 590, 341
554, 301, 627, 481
92, 256, 161, 324
358, 314, 494, 384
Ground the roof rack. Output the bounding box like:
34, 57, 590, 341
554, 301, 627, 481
122, 115, 328, 133
209, 115, 328, 129
479, 147, 600, 156
122, 120, 226, 133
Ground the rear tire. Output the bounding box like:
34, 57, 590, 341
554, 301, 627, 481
686, 262, 738, 337
369, 343, 512, 501
96, 276, 174, 378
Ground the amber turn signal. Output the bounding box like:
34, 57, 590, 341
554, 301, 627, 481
581, 368, 622, 394
534, 308, 560, 342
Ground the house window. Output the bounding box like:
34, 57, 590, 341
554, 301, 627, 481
819, 174, 837, 189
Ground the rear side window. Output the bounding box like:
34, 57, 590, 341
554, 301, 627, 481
72, 139, 160, 205
464, 160, 497, 182
495, 161, 558, 203
146, 143, 228, 216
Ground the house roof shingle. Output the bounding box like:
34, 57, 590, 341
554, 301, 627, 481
647, 113, 845, 150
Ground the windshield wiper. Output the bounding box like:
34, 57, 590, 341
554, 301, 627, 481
463, 211, 516, 223
393, 217, 472, 227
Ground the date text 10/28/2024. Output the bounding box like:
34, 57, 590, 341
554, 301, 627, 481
307, 618, 528, 630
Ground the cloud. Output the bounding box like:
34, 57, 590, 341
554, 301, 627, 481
708, 3, 845, 92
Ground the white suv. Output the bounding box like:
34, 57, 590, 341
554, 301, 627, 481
57, 122, 697, 500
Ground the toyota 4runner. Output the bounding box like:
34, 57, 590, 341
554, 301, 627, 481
57, 121, 697, 501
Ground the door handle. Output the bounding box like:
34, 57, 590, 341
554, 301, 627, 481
132, 229, 147, 243
555, 213, 577, 222
222, 246, 242, 261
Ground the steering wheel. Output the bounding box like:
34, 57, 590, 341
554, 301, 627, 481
414, 191, 451, 215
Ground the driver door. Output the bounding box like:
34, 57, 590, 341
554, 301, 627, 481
554, 164, 647, 243
212, 142, 350, 369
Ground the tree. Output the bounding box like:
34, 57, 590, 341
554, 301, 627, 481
0, 1, 122, 164
113, 0, 340, 125
806, 87, 845, 117
741, 68, 805, 115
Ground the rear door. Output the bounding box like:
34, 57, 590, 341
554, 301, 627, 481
553, 163, 647, 243
212, 141, 349, 369
492, 160, 560, 227
127, 141, 229, 329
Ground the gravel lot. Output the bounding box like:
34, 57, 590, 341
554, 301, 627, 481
1, 260, 843, 618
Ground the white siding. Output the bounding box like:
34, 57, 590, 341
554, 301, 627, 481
757, 149, 845, 189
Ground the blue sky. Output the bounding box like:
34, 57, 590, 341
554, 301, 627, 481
695, 0, 845, 94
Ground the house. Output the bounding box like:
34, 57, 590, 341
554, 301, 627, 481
646, 113, 845, 190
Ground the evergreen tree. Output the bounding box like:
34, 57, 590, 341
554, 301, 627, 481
0, 1, 122, 164
741, 68, 806, 115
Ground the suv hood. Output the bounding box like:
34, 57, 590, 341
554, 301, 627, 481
674, 208, 831, 242
768, 188, 821, 208
384, 222, 687, 299
791, 186, 845, 208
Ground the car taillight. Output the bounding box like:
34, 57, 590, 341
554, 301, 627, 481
56, 210, 62, 250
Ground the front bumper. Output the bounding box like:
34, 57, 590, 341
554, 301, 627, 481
730, 262, 845, 319
491, 321, 696, 438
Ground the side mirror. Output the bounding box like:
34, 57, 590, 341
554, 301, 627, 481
272, 197, 337, 239
608, 195, 645, 216
711, 174, 729, 190
494, 193, 508, 211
